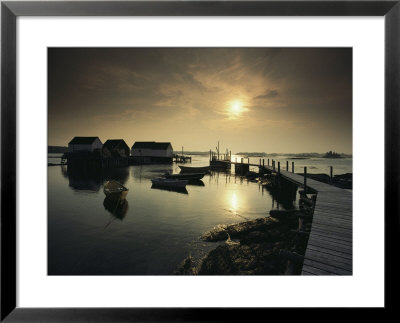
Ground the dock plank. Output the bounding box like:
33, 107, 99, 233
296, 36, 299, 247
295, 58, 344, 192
301, 265, 338, 275
303, 259, 352, 275
306, 244, 352, 260
308, 232, 353, 246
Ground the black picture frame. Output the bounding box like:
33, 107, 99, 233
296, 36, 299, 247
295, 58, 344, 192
1, 0, 398, 321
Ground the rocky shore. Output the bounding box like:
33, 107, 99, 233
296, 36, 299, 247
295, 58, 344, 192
174, 204, 314, 275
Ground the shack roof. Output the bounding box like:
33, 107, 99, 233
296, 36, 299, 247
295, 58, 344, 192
131, 142, 171, 150
68, 137, 101, 145
103, 139, 129, 150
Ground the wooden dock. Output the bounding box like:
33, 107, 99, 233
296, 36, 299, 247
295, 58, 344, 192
213, 158, 352, 275
265, 166, 352, 275
174, 154, 192, 163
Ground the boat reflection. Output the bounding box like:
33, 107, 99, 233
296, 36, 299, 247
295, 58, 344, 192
151, 185, 188, 195
103, 197, 129, 220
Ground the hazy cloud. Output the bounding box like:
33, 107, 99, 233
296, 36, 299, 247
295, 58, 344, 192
48, 48, 352, 153
254, 90, 280, 100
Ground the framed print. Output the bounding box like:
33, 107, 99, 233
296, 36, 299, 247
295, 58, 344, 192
1, 0, 398, 321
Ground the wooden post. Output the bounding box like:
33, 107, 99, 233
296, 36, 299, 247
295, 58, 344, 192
209, 149, 211, 161
273, 160, 275, 171
268, 159, 270, 166
330, 166, 333, 183
278, 162, 280, 174
286, 161, 289, 171
248, 157, 250, 164
292, 162, 294, 173
263, 159, 265, 167
304, 167, 307, 194
259, 158, 261, 166
241, 158, 243, 164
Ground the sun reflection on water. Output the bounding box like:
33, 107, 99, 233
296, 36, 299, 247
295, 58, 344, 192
230, 192, 239, 212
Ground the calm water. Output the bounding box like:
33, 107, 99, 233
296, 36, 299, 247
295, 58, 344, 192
48, 154, 352, 275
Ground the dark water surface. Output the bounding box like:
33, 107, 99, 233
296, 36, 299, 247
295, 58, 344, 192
48, 154, 351, 275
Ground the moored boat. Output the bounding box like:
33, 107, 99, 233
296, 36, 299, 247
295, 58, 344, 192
151, 178, 189, 188
164, 172, 205, 180
151, 186, 188, 194
179, 165, 210, 173
103, 180, 129, 200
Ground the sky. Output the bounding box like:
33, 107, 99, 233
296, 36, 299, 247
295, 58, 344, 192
48, 48, 352, 154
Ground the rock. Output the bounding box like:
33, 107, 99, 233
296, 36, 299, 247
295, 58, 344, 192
197, 243, 288, 275
197, 245, 239, 275
191, 211, 312, 275
173, 255, 197, 275
240, 230, 291, 245
200, 217, 280, 242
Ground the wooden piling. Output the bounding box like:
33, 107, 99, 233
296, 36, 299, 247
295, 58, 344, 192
286, 160, 289, 171
263, 159, 265, 167
330, 166, 333, 183
292, 162, 294, 173
304, 167, 307, 194
268, 159, 270, 166
278, 162, 280, 174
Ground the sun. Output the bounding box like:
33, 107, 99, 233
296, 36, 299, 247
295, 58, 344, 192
229, 101, 244, 117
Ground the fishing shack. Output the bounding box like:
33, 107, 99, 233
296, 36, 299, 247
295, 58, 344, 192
68, 136, 103, 153
66, 136, 103, 168
101, 139, 130, 167
102, 139, 130, 158
130, 141, 173, 164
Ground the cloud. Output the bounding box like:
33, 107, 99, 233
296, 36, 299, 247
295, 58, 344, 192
254, 90, 279, 100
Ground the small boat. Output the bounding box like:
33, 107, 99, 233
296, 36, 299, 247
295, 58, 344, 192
179, 166, 210, 173
151, 178, 189, 188
186, 179, 205, 187
103, 180, 129, 200
164, 172, 205, 180
151, 186, 188, 194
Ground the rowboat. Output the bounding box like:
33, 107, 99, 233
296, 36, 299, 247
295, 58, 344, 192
151, 186, 188, 194
164, 172, 205, 180
103, 180, 129, 200
151, 178, 189, 188
179, 166, 210, 173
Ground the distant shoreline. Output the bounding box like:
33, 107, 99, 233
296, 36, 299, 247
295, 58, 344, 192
48, 147, 352, 158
